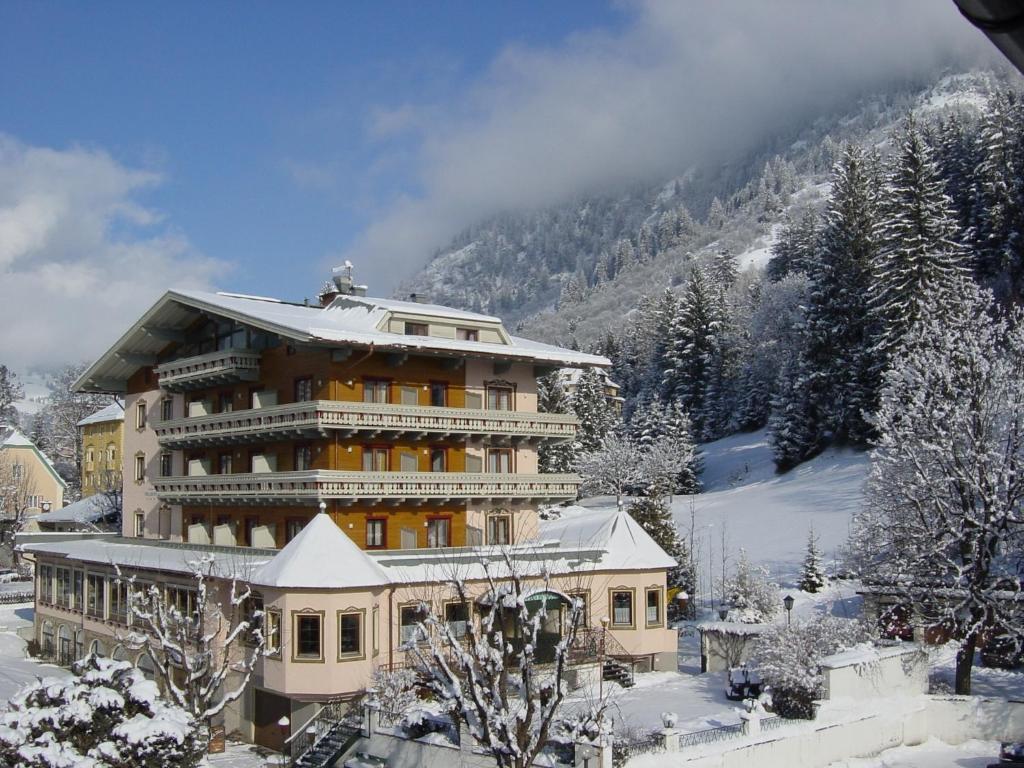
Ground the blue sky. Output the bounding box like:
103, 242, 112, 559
0, 1, 626, 303
0, 1, 987, 375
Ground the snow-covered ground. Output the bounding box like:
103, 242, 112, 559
0, 602, 70, 702
825, 738, 998, 768
675, 428, 869, 584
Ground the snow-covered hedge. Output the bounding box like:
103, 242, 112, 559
0, 654, 205, 768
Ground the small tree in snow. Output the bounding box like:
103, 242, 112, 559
724, 550, 779, 624
798, 526, 827, 594
753, 617, 873, 719
643, 435, 698, 499
370, 667, 420, 725
576, 432, 643, 509
120, 557, 264, 736
405, 552, 589, 768
0, 654, 205, 767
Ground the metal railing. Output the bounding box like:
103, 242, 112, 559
677, 722, 745, 750
286, 699, 361, 768
156, 349, 261, 391
153, 470, 580, 504
154, 400, 578, 447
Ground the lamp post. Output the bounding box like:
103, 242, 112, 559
675, 590, 688, 622
783, 595, 795, 627
278, 715, 291, 762
599, 615, 609, 702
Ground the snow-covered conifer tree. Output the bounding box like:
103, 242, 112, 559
767, 209, 819, 282
798, 525, 827, 594
0, 365, 23, 426
627, 496, 694, 598
576, 432, 642, 509
570, 367, 616, 454
724, 549, 779, 624
537, 372, 576, 474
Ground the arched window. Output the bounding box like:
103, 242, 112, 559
89, 639, 106, 658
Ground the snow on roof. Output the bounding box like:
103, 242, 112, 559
334, 294, 500, 323
252, 512, 390, 589
20, 537, 269, 579
35, 494, 113, 524
538, 505, 676, 571
77, 401, 124, 427
819, 642, 922, 669
696, 621, 771, 636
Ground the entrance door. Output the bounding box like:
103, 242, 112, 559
254, 689, 291, 753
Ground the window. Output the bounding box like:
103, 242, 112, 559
430, 448, 446, 472
160, 398, 174, 421
646, 588, 662, 627
86, 447, 95, 464
293, 612, 323, 661
134, 512, 145, 537
159, 453, 173, 478
286, 518, 305, 543
570, 591, 589, 628
611, 590, 635, 628
134, 454, 145, 482
404, 322, 428, 336
106, 445, 116, 463
55, 568, 70, 608
218, 452, 233, 475
136, 401, 147, 429
465, 391, 483, 410
362, 446, 388, 472
487, 448, 513, 474
218, 392, 234, 413
72, 571, 84, 611
487, 515, 511, 545
338, 611, 363, 658
265, 610, 281, 655
363, 378, 390, 404
366, 519, 386, 549
86, 574, 105, 619
445, 602, 469, 639
39, 565, 53, 603
400, 604, 428, 644
372, 606, 379, 656
294, 444, 312, 471
486, 385, 513, 411
456, 328, 479, 342
166, 585, 197, 620
427, 518, 450, 548
429, 382, 447, 407
294, 377, 314, 403
109, 579, 129, 623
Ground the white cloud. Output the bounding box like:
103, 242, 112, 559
0, 135, 226, 375
345, 0, 993, 292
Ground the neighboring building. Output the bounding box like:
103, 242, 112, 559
30, 494, 120, 533
558, 367, 624, 413
0, 427, 66, 523
78, 401, 124, 497
697, 621, 770, 673
21, 270, 678, 754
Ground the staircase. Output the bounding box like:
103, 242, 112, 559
603, 657, 635, 688
287, 700, 363, 768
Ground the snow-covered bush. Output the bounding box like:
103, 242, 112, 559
724, 550, 779, 624
371, 667, 420, 724
752, 616, 873, 719
0, 654, 205, 767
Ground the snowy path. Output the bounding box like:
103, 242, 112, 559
0, 602, 70, 702
825, 737, 998, 767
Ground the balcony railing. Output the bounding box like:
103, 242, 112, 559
155, 349, 261, 392
152, 470, 580, 505
154, 400, 577, 448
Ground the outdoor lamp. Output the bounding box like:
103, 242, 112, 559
783, 594, 795, 625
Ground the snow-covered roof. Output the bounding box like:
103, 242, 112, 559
20, 537, 269, 579
696, 621, 771, 636
34, 494, 114, 524
819, 642, 921, 669
77, 401, 124, 427
0, 427, 67, 488
252, 512, 390, 589
538, 506, 676, 571
76, 289, 608, 393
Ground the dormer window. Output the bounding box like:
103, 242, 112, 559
404, 322, 428, 336
456, 328, 479, 342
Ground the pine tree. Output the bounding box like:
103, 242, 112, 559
570, 367, 616, 454
725, 549, 779, 624
767, 209, 819, 282
537, 372, 576, 473
798, 525, 827, 593
870, 116, 969, 371
707, 197, 727, 229
0, 365, 24, 426
628, 496, 694, 596
769, 357, 817, 472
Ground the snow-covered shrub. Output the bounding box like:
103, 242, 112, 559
724, 550, 779, 624
752, 616, 873, 719
0, 654, 205, 767
371, 667, 420, 724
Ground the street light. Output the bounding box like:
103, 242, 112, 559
783, 594, 795, 626
599, 616, 610, 702
278, 715, 291, 761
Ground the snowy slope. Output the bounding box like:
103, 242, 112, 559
673, 429, 868, 584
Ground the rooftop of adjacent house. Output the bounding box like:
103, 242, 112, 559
20, 505, 673, 586
33, 494, 116, 525
0, 427, 67, 488
75, 282, 609, 394
76, 401, 125, 428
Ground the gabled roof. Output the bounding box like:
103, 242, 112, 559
0, 428, 67, 489
75, 289, 609, 394
251, 512, 391, 589
77, 401, 124, 427
537, 506, 677, 571
34, 494, 116, 524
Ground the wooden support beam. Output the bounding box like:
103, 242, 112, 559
116, 352, 158, 366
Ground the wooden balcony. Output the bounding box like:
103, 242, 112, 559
152, 470, 580, 505
155, 349, 261, 392
153, 400, 577, 448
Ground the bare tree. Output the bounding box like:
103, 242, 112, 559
576, 432, 643, 509
0, 455, 38, 567
406, 551, 590, 768
118, 555, 265, 737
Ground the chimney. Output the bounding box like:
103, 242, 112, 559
407, 292, 430, 304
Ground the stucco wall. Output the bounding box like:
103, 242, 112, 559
123, 389, 181, 540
